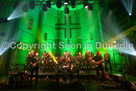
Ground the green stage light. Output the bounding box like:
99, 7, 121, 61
22, 4, 28, 12
29, 1, 35, 9
46, 1, 51, 8
43, 4, 48, 11
83, 0, 89, 8
64, 0, 69, 5
71, 0, 75, 8
56, 0, 62, 8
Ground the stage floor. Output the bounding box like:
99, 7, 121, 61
0, 77, 133, 91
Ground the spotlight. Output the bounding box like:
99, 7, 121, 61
22, 5, 28, 12
88, 4, 93, 10
129, 13, 132, 16
71, 0, 75, 8
56, 0, 62, 8
29, 1, 35, 9
13, 1, 19, 9
83, 0, 89, 8
65, 5, 69, 14
46, 1, 51, 8
134, 52, 136, 56
64, 0, 69, 5
7, 18, 10, 20
121, 0, 134, 17
43, 4, 48, 11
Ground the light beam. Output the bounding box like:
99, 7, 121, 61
8, 1, 27, 20
121, 0, 134, 16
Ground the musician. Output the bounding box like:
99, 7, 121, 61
63, 57, 71, 70
98, 51, 102, 58
85, 49, 89, 63
62, 52, 67, 63
26, 52, 31, 64
104, 51, 112, 73
65, 51, 68, 57
31, 50, 35, 57
62, 57, 73, 83
30, 52, 40, 84
25, 52, 31, 71
27, 50, 35, 71
42, 51, 47, 63
67, 51, 71, 59
85, 50, 91, 74
77, 52, 84, 74
92, 51, 104, 82
47, 52, 54, 72
41, 51, 47, 72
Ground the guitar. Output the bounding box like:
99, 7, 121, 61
94, 59, 104, 67
104, 54, 110, 61
31, 58, 42, 68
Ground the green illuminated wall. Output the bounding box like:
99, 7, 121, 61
79, 4, 103, 55
14, 5, 40, 64
0, 2, 132, 74
0, 5, 14, 72
0, 4, 104, 65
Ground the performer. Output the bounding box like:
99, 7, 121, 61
98, 51, 102, 58
62, 52, 67, 63
85, 49, 89, 63
104, 51, 112, 74
25, 51, 31, 71
65, 51, 68, 57
30, 52, 40, 84
42, 51, 47, 63
85, 49, 91, 75
31, 50, 35, 56
62, 56, 73, 83
77, 52, 84, 74
26, 52, 31, 64
47, 52, 54, 72
92, 51, 105, 82
41, 51, 48, 72
67, 51, 71, 59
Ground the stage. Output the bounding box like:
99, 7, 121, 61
0, 74, 133, 91
0, 0, 136, 91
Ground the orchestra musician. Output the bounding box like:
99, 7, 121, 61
41, 51, 48, 72
85, 50, 92, 75
85, 49, 89, 63
30, 52, 40, 85
92, 51, 105, 82
42, 51, 47, 63
77, 52, 84, 74
67, 51, 71, 59
65, 51, 68, 58
47, 52, 54, 72
62, 52, 67, 63
104, 51, 112, 74
26, 51, 32, 71
62, 56, 73, 83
